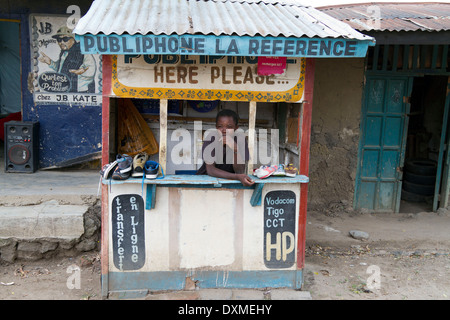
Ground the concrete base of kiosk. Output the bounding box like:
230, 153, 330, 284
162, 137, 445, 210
102, 175, 308, 297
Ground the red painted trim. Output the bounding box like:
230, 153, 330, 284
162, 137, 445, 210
100, 55, 113, 285
297, 58, 315, 270
102, 55, 113, 166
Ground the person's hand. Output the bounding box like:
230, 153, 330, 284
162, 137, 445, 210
236, 173, 255, 187
38, 52, 51, 65
69, 66, 89, 75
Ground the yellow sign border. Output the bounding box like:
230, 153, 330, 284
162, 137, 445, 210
111, 55, 305, 103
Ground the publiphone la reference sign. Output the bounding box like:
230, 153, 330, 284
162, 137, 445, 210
30, 15, 102, 106
112, 55, 305, 102
79, 34, 372, 58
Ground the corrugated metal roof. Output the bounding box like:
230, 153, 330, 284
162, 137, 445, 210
73, 0, 373, 40
318, 2, 450, 32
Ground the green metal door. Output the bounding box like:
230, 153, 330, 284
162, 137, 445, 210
355, 76, 413, 212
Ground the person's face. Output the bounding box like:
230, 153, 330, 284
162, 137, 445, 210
216, 116, 238, 144
56, 36, 75, 51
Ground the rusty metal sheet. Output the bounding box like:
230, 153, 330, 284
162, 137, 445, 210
319, 2, 450, 32
74, 0, 371, 40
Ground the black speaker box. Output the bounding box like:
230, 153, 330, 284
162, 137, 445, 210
4, 121, 39, 173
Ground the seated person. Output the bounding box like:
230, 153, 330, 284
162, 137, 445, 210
196, 109, 255, 187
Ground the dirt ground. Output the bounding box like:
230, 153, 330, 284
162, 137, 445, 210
0, 252, 102, 300
1, 209, 449, 300
303, 245, 450, 300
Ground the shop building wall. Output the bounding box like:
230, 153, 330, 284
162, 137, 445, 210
308, 58, 365, 211
1, 0, 101, 168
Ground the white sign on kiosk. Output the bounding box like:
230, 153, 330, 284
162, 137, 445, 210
111, 55, 305, 102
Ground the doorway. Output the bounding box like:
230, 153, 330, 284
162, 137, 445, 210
355, 44, 449, 213
400, 75, 449, 213
0, 20, 22, 163
0, 20, 21, 116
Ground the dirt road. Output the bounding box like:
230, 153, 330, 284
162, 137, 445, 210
1, 210, 449, 300
0, 252, 101, 300
304, 244, 450, 300
1, 249, 448, 300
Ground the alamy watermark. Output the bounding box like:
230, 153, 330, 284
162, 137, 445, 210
170, 121, 280, 166
366, 5, 381, 30
66, 264, 81, 290
66, 5, 81, 29
366, 265, 381, 290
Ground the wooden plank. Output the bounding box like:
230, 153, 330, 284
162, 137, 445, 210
412, 45, 419, 70
250, 183, 264, 207
431, 45, 439, 70
247, 101, 257, 175
392, 45, 399, 72
146, 184, 157, 210
382, 45, 389, 71
403, 45, 410, 70
159, 99, 168, 175
102, 174, 309, 185
297, 58, 315, 270
420, 45, 427, 69
100, 54, 113, 299
287, 118, 299, 144
277, 102, 288, 143
142, 114, 269, 125
441, 45, 449, 70
372, 45, 380, 71
0, 18, 21, 22
101, 55, 113, 166
434, 78, 450, 211
440, 79, 450, 208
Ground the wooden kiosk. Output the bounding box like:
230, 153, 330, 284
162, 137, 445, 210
74, 0, 374, 299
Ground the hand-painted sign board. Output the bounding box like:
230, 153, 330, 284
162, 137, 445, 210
31, 15, 102, 106
264, 190, 296, 269
112, 194, 145, 271
77, 34, 373, 58
111, 55, 305, 102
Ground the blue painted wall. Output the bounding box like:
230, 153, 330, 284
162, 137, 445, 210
1, 0, 101, 168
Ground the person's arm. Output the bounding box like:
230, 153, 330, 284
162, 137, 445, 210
202, 131, 254, 186
205, 163, 254, 187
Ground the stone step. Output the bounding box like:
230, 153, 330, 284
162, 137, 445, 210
0, 200, 87, 239
0, 200, 101, 263
0, 194, 99, 206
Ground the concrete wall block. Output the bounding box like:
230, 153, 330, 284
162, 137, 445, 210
0, 238, 15, 248
0, 240, 18, 263
40, 241, 59, 253
0, 202, 88, 240
17, 242, 43, 260
59, 238, 78, 250
76, 239, 97, 252
16, 250, 43, 261
17, 241, 42, 252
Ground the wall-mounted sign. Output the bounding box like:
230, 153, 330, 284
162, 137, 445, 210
30, 15, 102, 106
264, 190, 296, 269
111, 55, 305, 102
111, 194, 145, 271
77, 34, 373, 58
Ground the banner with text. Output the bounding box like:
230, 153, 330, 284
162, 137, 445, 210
112, 55, 305, 102
77, 34, 373, 58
